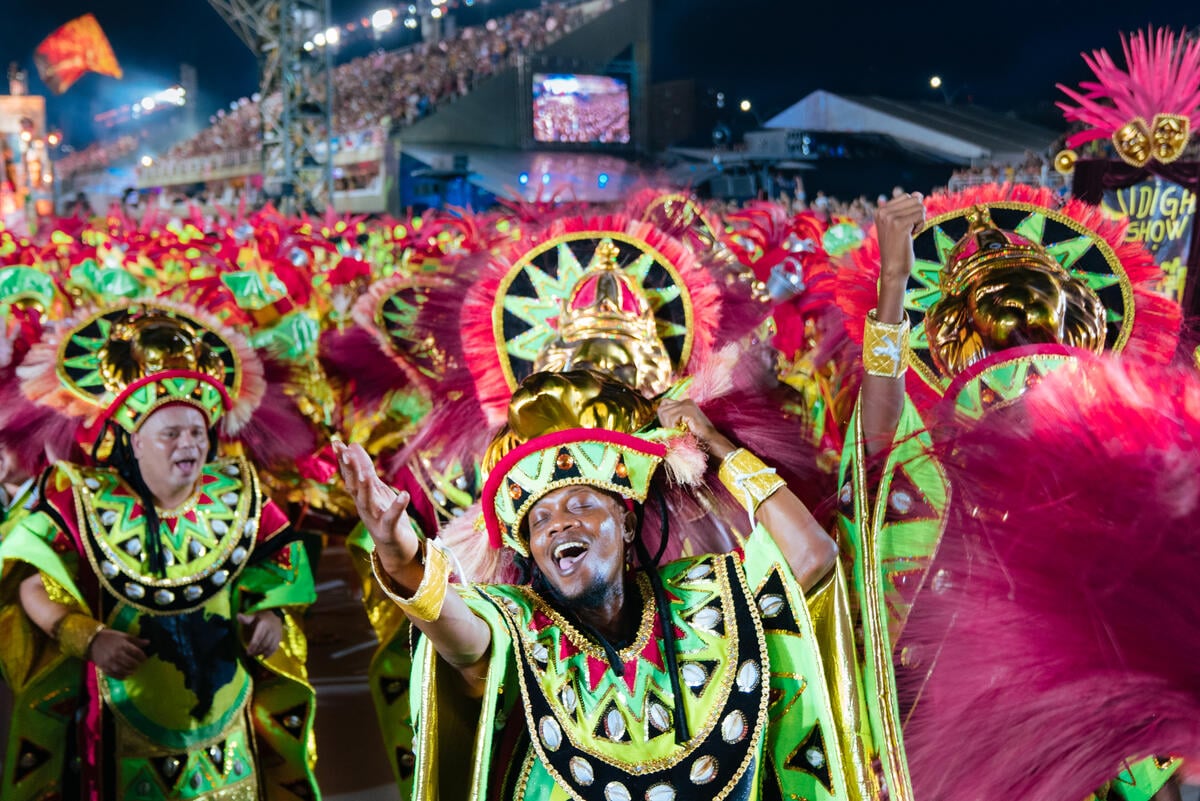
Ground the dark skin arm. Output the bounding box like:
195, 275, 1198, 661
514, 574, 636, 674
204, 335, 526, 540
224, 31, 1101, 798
657, 398, 838, 591
861, 193, 926, 456
334, 441, 492, 698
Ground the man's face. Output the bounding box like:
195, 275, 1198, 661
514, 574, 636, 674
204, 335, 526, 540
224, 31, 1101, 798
527, 485, 633, 609
131, 405, 209, 503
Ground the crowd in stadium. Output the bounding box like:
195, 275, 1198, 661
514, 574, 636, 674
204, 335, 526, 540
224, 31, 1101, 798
50, 1, 609, 179
165, 1, 599, 161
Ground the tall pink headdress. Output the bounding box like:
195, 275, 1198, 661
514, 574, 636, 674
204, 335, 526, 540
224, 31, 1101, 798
1057, 28, 1200, 167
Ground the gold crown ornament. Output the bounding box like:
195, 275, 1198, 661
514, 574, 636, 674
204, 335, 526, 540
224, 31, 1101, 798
20, 299, 264, 440
532, 240, 675, 396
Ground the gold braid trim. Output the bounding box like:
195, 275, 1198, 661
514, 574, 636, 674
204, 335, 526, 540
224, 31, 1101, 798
718, 448, 786, 521
370, 541, 451, 623
54, 613, 106, 661
863, 309, 909, 378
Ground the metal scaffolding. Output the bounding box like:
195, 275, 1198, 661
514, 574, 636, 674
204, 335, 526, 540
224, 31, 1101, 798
206, 0, 335, 212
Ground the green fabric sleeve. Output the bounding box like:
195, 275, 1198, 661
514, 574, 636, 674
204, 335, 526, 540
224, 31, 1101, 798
0, 512, 86, 609
408, 586, 515, 800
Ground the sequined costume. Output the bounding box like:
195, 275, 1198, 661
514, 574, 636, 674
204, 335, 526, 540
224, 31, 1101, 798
316, 190, 876, 797
412, 528, 845, 800
832, 186, 1183, 801
396, 370, 865, 801
0, 300, 321, 801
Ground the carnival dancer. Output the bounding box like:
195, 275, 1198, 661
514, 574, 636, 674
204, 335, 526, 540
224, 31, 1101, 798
324, 206, 830, 796
838, 186, 1183, 801
0, 300, 320, 801
335, 360, 871, 800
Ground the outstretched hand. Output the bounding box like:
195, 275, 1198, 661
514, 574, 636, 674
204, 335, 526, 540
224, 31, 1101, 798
334, 440, 419, 577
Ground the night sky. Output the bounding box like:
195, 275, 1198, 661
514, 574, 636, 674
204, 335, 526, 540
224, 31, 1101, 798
1, 0, 1197, 147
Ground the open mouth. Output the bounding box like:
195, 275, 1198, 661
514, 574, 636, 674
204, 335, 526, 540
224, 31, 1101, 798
552, 541, 589, 574
174, 458, 198, 474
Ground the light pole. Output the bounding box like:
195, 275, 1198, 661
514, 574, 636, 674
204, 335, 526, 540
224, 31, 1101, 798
739, 99, 765, 128
929, 75, 954, 104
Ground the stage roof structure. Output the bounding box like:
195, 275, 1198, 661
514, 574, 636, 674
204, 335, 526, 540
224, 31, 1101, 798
766, 90, 1059, 165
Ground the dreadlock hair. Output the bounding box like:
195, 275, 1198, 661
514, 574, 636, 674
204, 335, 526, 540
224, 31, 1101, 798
91, 419, 218, 578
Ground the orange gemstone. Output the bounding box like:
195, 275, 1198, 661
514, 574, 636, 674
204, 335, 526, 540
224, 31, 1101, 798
509, 483, 523, 500
614, 461, 628, 478
556, 452, 574, 470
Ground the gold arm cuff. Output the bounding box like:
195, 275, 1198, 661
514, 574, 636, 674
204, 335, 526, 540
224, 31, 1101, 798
370, 542, 451, 623
54, 613, 106, 661
863, 309, 909, 378
718, 448, 787, 520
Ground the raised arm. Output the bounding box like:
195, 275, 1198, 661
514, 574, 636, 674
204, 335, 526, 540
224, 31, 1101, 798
860, 193, 925, 456
657, 399, 837, 591
334, 441, 492, 697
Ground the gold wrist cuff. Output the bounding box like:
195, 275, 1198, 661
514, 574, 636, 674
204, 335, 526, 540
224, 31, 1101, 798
863, 309, 909, 378
718, 448, 787, 521
54, 613, 106, 661
371, 541, 451, 623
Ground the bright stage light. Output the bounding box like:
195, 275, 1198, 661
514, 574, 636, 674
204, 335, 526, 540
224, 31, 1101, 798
372, 9, 395, 29
47, 133, 61, 146
140, 97, 157, 111
140, 155, 154, 167
929, 75, 943, 89
304, 40, 315, 51
430, 7, 443, 17
314, 32, 326, 46
739, 99, 751, 112
518, 172, 529, 185
404, 16, 418, 28
325, 27, 340, 45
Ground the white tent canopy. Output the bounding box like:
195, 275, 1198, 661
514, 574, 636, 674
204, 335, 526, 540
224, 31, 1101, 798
766, 90, 1059, 166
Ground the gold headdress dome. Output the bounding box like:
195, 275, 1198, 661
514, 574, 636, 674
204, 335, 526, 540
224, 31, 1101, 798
940, 206, 1075, 293
532, 241, 674, 395
480, 369, 702, 555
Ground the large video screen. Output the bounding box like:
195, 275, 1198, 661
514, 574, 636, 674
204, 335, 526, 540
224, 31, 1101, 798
532, 73, 630, 145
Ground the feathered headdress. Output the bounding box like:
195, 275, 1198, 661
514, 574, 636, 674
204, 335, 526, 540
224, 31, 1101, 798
1057, 28, 1200, 166
835, 184, 1180, 414
901, 355, 1200, 801
19, 298, 264, 436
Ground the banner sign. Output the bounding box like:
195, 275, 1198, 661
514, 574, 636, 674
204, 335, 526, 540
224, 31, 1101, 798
1101, 176, 1194, 303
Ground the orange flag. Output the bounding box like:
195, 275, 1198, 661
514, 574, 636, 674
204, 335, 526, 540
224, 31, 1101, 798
34, 14, 123, 95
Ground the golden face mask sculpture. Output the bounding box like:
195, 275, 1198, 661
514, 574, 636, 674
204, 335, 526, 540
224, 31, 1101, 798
924, 206, 1106, 378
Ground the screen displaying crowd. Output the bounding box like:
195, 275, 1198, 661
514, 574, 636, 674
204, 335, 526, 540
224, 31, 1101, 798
532, 73, 631, 144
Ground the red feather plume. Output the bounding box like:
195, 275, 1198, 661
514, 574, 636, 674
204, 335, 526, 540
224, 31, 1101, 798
902, 355, 1200, 801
